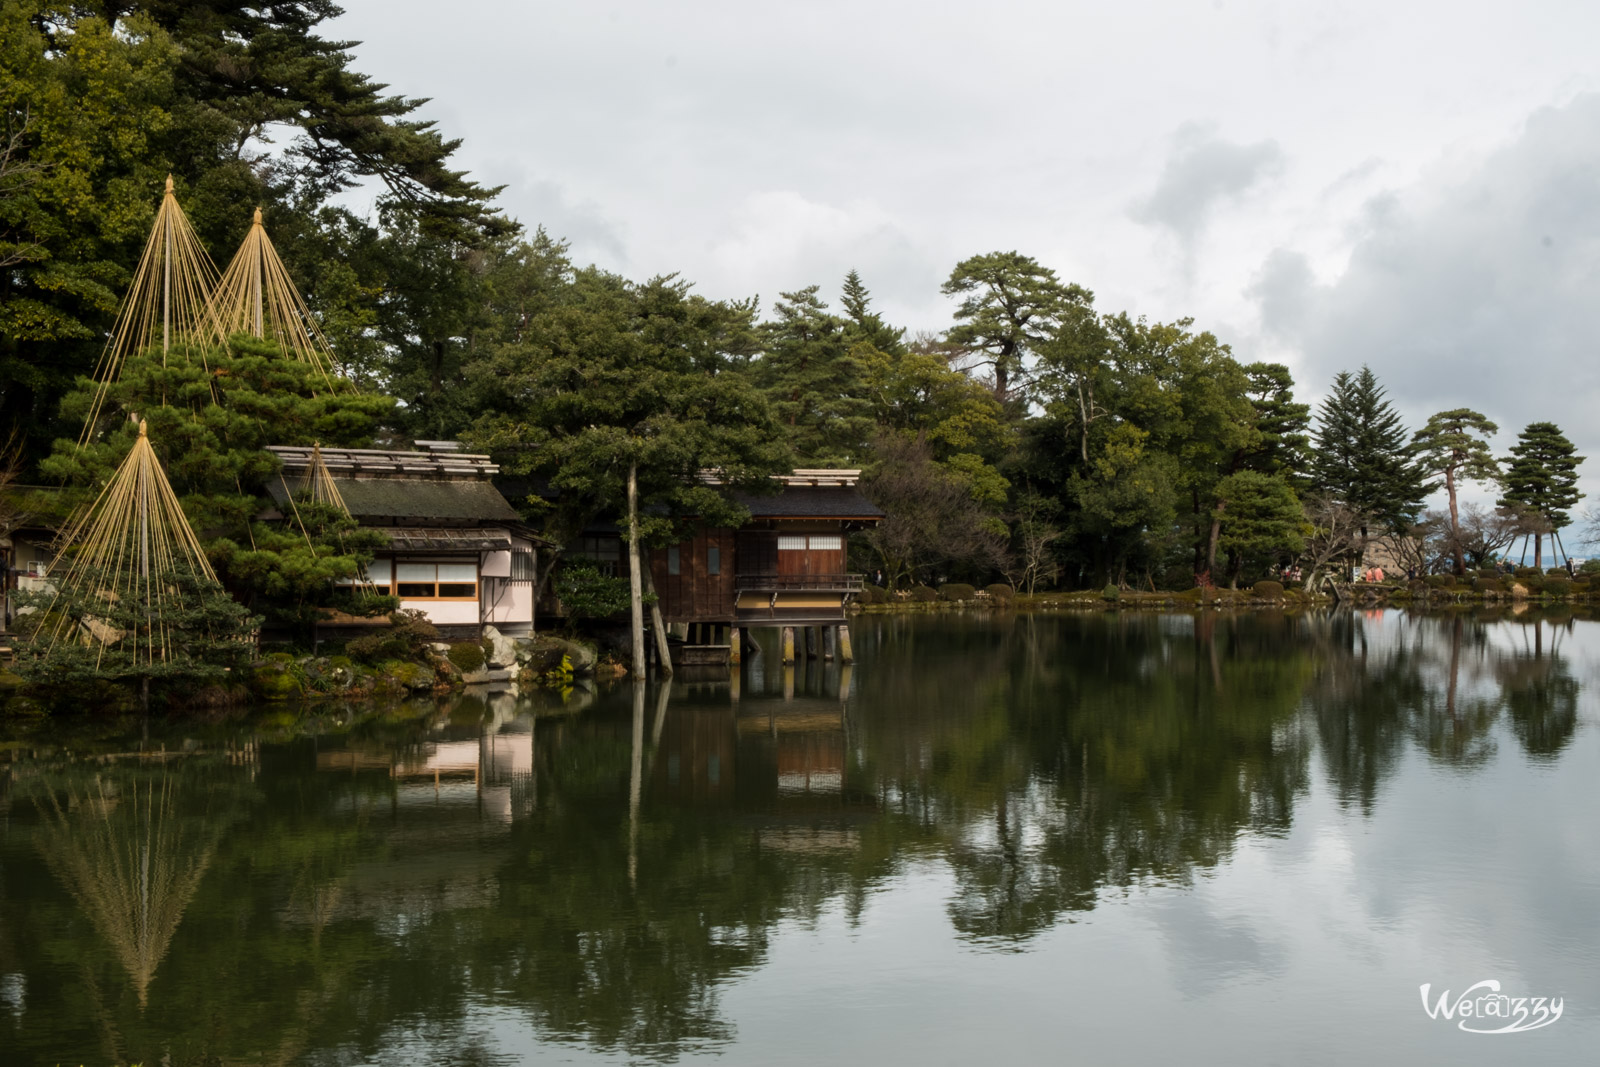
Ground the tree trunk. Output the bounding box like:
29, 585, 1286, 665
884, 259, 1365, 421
627, 462, 645, 681
1205, 510, 1223, 577
1534, 532, 1543, 571
643, 566, 673, 678
1444, 468, 1465, 575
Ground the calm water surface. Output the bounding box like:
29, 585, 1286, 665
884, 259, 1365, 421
3, 609, 1598, 1065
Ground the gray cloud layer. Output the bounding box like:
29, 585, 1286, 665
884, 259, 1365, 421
1253, 94, 1600, 484
1132, 123, 1285, 251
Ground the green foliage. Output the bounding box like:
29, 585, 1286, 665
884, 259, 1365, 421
1101, 583, 1120, 601
938, 583, 976, 601
858, 584, 887, 604
347, 610, 439, 664
13, 566, 258, 704
909, 585, 937, 602
1214, 472, 1307, 575
448, 642, 486, 674
466, 270, 791, 550
1544, 576, 1573, 596
754, 286, 874, 465
984, 583, 1015, 600
1499, 422, 1583, 532
1473, 578, 1503, 594
943, 250, 1089, 404
1312, 367, 1428, 537
553, 559, 632, 619
1252, 580, 1284, 598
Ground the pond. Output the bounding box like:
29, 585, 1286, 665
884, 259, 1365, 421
2, 609, 1597, 1065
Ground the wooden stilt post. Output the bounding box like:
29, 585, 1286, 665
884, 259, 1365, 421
781, 626, 796, 664
823, 625, 835, 662
783, 664, 795, 701
728, 625, 742, 665
837, 624, 853, 664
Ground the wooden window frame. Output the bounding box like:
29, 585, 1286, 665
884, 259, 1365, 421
392, 561, 480, 602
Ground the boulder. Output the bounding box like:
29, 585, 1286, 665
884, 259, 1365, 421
483, 625, 518, 668
544, 636, 598, 674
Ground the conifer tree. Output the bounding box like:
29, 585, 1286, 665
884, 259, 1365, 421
1311, 366, 1427, 546
755, 286, 874, 465
839, 269, 905, 354
1241, 362, 1312, 485
1410, 409, 1500, 574
941, 251, 1089, 405
1498, 421, 1583, 569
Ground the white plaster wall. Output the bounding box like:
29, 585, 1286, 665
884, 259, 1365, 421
404, 599, 478, 626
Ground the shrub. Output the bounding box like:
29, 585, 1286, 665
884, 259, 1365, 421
554, 559, 631, 618
859, 584, 887, 604
984, 583, 1015, 600
1472, 577, 1502, 594
910, 585, 938, 602
1252, 580, 1284, 598
1425, 574, 1456, 588
1544, 577, 1573, 596
1101, 583, 1120, 602
1547, 568, 1570, 577
939, 583, 976, 601
448, 642, 486, 673
1515, 567, 1540, 580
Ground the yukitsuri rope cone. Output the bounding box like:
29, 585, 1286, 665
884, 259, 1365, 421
80, 176, 229, 443
210, 207, 342, 388
34, 773, 223, 1009
298, 442, 350, 514
41, 421, 224, 665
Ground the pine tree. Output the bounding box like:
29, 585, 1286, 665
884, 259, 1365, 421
1498, 422, 1583, 569
1311, 367, 1427, 545
754, 286, 875, 465
1410, 409, 1500, 574
1241, 362, 1312, 486
941, 251, 1089, 405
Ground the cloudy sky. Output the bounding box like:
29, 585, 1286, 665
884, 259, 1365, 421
334, 0, 1600, 523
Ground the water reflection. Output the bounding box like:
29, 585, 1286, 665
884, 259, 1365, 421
0, 608, 1593, 1064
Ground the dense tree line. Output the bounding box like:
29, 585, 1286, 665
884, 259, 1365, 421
2, 3, 1586, 599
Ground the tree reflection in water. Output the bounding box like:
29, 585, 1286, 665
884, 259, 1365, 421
0, 607, 1589, 1064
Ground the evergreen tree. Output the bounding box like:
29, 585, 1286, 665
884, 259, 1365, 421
1311, 367, 1427, 544
754, 286, 874, 465
941, 251, 1089, 405
1410, 408, 1500, 575
42, 335, 396, 629
1212, 471, 1306, 586
839, 269, 905, 354
1498, 421, 1583, 569
1241, 362, 1312, 485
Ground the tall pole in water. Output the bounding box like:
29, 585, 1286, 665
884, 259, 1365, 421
252, 207, 264, 338
162, 175, 173, 359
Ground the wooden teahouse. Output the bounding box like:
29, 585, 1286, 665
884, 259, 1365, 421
569, 469, 882, 666
266, 443, 548, 639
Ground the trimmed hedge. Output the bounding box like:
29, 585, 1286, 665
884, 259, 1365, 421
1101, 583, 1120, 602
1472, 577, 1503, 594
859, 584, 887, 604
447, 642, 486, 673
1544, 577, 1573, 595
1252, 580, 1284, 598
985, 583, 1015, 600
910, 585, 938, 602
939, 583, 977, 601
1425, 574, 1456, 588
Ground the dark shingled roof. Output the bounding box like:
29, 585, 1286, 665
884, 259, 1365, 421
266, 475, 521, 523
733, 485, 883, 520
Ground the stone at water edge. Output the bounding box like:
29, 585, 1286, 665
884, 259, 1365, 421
545, 636, 597, 674
483, 625, 518, 668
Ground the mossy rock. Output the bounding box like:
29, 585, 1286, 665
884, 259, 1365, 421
0, 671, 26, 694
252, 659, 305, 701
378, 660, 435, 691
939, 583, 976, 601
1252, 580, 1284, 598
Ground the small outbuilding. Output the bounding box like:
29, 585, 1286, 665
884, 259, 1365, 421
266, 443, 547, 639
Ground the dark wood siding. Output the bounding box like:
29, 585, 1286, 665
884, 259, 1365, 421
651, 529, 736, 622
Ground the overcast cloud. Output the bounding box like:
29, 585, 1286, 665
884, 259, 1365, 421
332, 0, 1600, 524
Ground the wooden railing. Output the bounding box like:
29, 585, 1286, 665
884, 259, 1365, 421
735, 573, 865, 593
